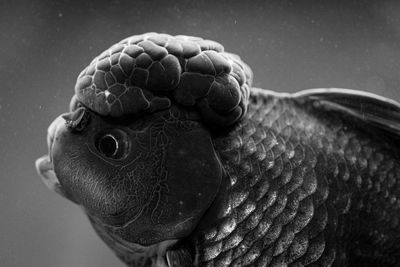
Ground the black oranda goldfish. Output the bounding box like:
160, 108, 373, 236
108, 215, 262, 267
36, 33, 400, 267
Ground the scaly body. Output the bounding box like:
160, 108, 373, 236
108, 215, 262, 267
189, 88, 400, 266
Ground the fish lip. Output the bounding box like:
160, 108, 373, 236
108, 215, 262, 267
35, 154, 59, 192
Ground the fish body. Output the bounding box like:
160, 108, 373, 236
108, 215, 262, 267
36, 33, 400, 267
190, 88, 400, 267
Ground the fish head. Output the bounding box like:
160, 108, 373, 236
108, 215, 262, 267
35, 33, 254, 263
36, 105, 223, 246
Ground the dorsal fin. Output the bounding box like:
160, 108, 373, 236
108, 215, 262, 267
292, 88, 400, 138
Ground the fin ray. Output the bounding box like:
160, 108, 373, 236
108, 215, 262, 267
292, 88, 400, 137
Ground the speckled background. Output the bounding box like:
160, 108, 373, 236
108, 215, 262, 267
1, 0, 400, 266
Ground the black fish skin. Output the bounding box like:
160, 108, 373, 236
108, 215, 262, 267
186, 89, 400, 266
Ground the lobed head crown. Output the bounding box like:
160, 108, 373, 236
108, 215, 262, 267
73, 32, 253, 126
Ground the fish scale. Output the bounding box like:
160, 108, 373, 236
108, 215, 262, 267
184, 89, 400, 266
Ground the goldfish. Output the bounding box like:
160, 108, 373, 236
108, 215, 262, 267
36, 33, 400, 266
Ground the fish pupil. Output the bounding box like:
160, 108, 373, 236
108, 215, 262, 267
98, 134, 118, 157
95, 129, 130, 160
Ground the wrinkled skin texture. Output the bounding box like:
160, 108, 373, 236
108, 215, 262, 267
36, 33, 400, 267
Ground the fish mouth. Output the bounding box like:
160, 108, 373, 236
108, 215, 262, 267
35, 115, 72, 200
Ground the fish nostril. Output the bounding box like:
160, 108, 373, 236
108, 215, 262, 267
62, 107, 91, 132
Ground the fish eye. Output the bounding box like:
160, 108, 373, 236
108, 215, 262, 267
95, 129, 130, 160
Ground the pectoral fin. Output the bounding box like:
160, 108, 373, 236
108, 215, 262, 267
166, 246, 193, 267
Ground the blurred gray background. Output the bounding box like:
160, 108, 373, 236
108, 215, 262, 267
1, 0, 400, 266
